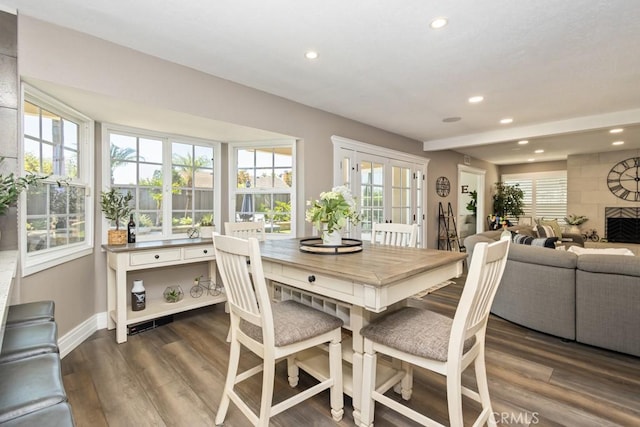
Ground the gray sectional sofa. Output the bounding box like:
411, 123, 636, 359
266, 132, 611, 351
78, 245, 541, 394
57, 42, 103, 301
464, 228, 640, 357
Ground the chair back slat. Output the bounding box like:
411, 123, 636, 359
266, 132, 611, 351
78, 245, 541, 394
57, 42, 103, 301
213, 235, 273, 336
370, 223, 418, 247
224, 221, 266, 241
450, 239, 510, 353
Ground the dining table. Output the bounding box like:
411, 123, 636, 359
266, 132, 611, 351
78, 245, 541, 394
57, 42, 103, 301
258, 238, 466, 424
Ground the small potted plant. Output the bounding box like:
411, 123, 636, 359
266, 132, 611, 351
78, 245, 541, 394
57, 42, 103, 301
163, 285, 184, 303
564, 214, 588, 234
199, 213, 215, 239
100, 188, 133, 245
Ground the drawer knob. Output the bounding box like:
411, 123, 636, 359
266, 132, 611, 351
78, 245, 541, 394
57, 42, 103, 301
308, 275, 316, 283
154, 254, 160, 259
203, 249, 208, 254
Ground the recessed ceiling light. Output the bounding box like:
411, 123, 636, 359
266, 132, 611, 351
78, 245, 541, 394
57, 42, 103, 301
609, 128, 624, 134
518, 140, 529, 145
468, 96, 484, 104
527, 158, 535, 162
612, 141, 625, 146
430, 17, 448, 29
305, 51, 319, 60
442, 116, 461, 123
534, 149, 544, 154
500, 118, 513, 124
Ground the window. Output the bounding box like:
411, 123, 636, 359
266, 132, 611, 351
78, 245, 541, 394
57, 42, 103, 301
105, 125, 220, 240
502, 171, 567, 224
229, 141, 295, 237
22, 86, 94, 276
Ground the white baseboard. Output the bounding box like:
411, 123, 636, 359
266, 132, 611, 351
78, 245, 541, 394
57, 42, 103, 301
58, 311, 108, 358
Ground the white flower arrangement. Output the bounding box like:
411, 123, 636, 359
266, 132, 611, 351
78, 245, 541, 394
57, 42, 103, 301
305, 185, 361, 234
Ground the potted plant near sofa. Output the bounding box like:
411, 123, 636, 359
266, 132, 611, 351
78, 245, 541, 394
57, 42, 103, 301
101, 188, 133, 245
490, 182, 524, 229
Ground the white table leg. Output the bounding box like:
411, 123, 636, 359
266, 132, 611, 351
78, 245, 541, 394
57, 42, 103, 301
350, 306, 366, 426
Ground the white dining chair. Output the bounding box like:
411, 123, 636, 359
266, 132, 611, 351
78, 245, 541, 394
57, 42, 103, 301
370, 222, 418, 247
359, 238, 510, 427
213, 235, 344, 426
224, 221, 266, 241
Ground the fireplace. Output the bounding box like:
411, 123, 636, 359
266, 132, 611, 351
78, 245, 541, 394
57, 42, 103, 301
605, 207, 640, 244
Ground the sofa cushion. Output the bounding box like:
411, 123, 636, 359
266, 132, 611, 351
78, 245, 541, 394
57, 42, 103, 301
577, 254, 640, 276
508, 244, 578, 269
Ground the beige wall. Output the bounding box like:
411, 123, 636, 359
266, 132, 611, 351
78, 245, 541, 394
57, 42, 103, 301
499, 160, 567, 176
568, 149, 640, 239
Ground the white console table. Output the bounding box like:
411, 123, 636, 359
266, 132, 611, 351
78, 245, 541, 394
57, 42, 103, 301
103, 239, 225, 343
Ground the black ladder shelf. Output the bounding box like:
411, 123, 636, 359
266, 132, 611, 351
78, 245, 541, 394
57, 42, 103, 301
438, 202, 465, 252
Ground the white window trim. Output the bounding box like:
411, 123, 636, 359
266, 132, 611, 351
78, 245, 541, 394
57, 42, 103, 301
228, 139, 297, 239
20, 84, 95, 277
101, 123, 222, 242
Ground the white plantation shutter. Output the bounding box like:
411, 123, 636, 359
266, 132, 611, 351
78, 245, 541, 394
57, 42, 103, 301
502, 171, 567, 224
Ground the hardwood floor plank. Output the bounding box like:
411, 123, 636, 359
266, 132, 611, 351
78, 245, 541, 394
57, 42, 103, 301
61, 279, 640, 426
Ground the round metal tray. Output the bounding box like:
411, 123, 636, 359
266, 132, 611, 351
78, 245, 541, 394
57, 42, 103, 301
299, 238, 363, 254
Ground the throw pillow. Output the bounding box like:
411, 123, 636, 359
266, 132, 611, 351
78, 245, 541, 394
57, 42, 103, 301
511, 233, 557, 248
536, 224, 556, 238
539, 219, 562, 239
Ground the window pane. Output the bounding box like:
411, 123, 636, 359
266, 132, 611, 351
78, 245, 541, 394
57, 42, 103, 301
255, 149, 272, 168
24, 102, 40, 138
26, 186, 47, 215
274, 148, 292, 167
194, 145, 213, 168
112, 162, 137, 185
42, 144, 53, 174
64, 148, 78, 178
24, 139, 41, 173
139, 164, 162, 185
41, 109, 61, 143
237, 149, 254, 168
63, 119, 78, 150
139, 138, 163, 164
237, 169, 254, 188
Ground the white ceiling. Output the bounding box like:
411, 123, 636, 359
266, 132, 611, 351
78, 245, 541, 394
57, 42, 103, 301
3, 0, 640, 164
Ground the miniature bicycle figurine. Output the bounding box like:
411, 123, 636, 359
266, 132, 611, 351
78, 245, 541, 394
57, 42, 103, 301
190, 275, 222, 298
581, 229, 600, 242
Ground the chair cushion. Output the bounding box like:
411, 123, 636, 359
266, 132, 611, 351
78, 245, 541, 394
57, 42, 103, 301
0, 322, 59, 363
361, 307, 475, 362
6, 301, 55, 327
0, 353, 67, 423
0, 402, 75, 427
240, 300, 343, 347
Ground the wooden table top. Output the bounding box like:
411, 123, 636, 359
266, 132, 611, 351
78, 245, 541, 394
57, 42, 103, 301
259, 238, 466, 287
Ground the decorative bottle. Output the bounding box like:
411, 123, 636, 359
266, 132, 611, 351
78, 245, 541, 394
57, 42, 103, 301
131, 279, 146, 311
127, 214, 136, 243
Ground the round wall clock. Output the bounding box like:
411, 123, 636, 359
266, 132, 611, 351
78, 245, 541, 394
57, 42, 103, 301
607, 157, 640, 201
436, 176, 451, 197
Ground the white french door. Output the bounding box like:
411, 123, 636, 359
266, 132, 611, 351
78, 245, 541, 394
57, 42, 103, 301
333, 137, 427, 246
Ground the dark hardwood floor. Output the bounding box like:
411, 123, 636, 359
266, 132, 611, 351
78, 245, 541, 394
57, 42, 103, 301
61, 281, 640, 426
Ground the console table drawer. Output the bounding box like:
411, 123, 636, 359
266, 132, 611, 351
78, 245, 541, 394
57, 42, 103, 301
184, 245, 214, 260
130, 249, 182, 266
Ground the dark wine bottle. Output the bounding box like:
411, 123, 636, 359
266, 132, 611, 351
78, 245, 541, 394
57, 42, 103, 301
127, 214, 136, 243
